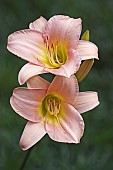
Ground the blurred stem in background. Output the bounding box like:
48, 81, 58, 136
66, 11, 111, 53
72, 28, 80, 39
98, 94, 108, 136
19, 147, 33, 170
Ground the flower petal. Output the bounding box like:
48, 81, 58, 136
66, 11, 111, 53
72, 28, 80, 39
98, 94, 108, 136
7, 29, 46, 64
10, 88, 47, 122
18, 63, 48, 85
47, 75, 79, 104
27, 75, 50, 89
29, 16, 47, 32
74, 92, 100, 114
20, 121, 46, 150
45, 49, 81, 77
45, 103, 84, 143
58, 103, 84, 143
45, 115, 75, 143
76, 40, 98, 60
44, 15, 82, 49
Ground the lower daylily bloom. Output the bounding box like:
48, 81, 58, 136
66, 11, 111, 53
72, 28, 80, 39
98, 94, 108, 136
7, 15, 98, 85
10, 75, 99, 150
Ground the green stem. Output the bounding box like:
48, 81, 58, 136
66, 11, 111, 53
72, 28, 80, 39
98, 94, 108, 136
19, 147, 33, 170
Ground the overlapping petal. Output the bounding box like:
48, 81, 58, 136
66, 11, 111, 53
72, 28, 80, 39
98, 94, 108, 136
44, 15, 82, 49
45, 49, 81, 77
10, 88, 46, 122
20, 121, 46, 150
7, 29, 46, 64
45, 115, 75, 143
76, 40, 98, 60
74, 92, 100, 114
29, 16, 47, 32
18, 63, 48, 85
46, 103, 84, 143
27, 75, 50, 89
18, 48, 81, 84
58, 103, 84, 143
47, 75, 79, 104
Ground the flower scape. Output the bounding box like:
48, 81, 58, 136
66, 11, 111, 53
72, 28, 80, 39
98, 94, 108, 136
7, 15, 99, 150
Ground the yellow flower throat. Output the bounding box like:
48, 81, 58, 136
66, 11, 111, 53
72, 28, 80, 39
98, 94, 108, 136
42, 94, 62, 117
44, 37, 68, 68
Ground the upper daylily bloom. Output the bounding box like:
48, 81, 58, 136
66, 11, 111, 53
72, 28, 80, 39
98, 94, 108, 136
7, 15, 98, 85
10, 75, 99, 150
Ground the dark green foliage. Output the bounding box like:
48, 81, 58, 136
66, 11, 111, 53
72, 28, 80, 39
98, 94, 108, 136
0, 0, 113, 169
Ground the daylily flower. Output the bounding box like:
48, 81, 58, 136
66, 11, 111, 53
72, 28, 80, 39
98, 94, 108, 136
10, 75, 99, 150
7, 15, 98, 85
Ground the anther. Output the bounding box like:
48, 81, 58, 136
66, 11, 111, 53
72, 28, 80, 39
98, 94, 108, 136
47, 97, 61, 116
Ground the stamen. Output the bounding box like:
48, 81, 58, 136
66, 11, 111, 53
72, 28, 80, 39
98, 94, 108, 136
48, 46, 60, 67
46, 97, 61, 116
55, 44, 61, 64
44, 37, 67, 68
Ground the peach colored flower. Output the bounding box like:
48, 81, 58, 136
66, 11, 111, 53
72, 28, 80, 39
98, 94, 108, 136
7, 15, 98, 85
10, 75, 99, 150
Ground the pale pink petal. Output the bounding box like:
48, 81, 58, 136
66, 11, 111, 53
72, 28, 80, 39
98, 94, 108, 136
74, 92, 100, 114
18, 63, 48, 85
76, 40, 98, 60
47, 75, 79, 104
44, 15, 82, 49
58, 103, 84, 143
20, 121, 46, 150
29, 16, 47, 32
27, 75, 50, 89
45, 103, 84, 143
7, 29, 46, 64
10, 88, 47, 122
45, 115, 75, 143
45, 49, 81, 77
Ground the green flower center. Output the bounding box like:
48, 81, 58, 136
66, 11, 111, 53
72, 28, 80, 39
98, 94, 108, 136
42, 94, 61, 117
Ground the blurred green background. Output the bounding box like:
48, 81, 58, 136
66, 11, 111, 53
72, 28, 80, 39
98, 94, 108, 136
0, 0, 113, 169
